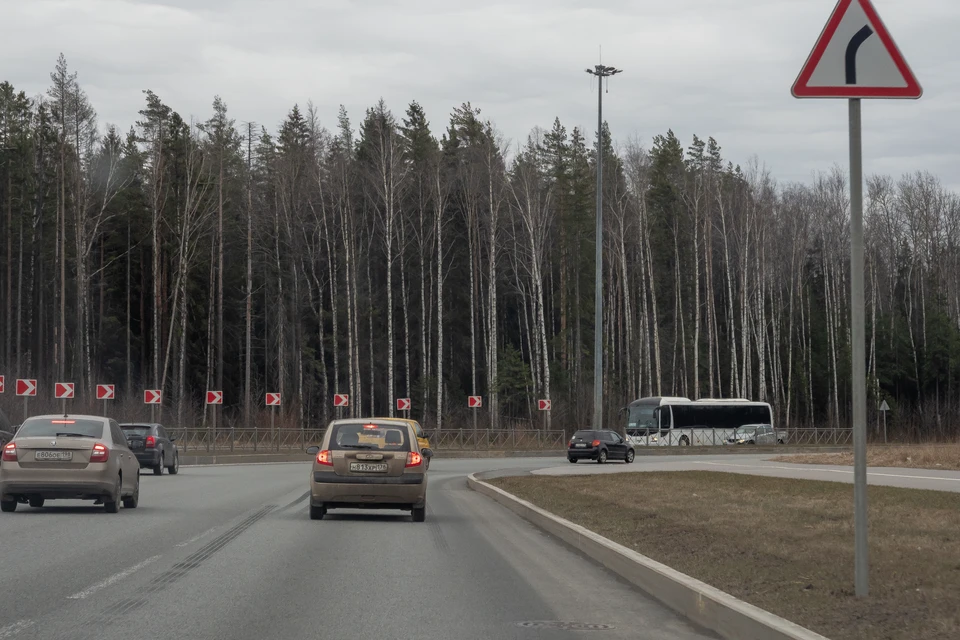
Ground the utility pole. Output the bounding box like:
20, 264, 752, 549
243, 121, 256, 430
585, 63, 621, 431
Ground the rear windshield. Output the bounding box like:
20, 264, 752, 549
572, 430, 600, 439
120, 426, 152, 437
329, 422, 411, 452
17, 418, 105, 439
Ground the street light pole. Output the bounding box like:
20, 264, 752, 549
585, 63, 621, 431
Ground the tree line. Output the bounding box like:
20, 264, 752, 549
0, 55, 957, 438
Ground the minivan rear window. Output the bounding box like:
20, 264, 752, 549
328, 422, 411, 451
16, 418, 105, 439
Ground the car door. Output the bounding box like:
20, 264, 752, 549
604, 431, 626, 459
109, 420, 135, 492
156, 425, 171, 461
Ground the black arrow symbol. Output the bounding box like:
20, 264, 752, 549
845, 25, 874, 84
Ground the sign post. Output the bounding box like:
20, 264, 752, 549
16, 378, 37, 421
96, 384, 115, 416
206, 391, 223, 453
266, 393, 281, 451
54, 382, 75, 415
333, 393, 349, 420
396, 398, 411, 415
538, 399, 551, 430
144, 389, 162, 423
878, 399, 890, 443
468, 396, 482, 431
792, 0, 921, 599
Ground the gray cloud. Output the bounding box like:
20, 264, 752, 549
2, 0, 955, 189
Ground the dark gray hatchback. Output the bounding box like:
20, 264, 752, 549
567, 429, 635, 464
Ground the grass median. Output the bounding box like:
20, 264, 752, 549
490, 470, 960, 640
772, 443, 960, 471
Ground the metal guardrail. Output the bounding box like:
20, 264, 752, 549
168, 428, 568, 453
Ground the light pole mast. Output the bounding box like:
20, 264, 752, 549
585, 63, 621, 430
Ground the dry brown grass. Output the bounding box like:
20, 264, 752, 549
490, 471, 960, 640
772, 444, 960, 471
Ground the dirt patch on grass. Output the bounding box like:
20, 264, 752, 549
772, 444, 960, 471
490, 471, 960, 640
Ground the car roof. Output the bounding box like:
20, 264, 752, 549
24, 414, 110, 422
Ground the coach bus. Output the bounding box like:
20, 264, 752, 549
622, 396, 776, 446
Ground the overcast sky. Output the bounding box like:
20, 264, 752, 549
2, 0, 957, 190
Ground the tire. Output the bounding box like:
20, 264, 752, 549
625, 449, 635, 464
168, 451, 180, 475
104, 476, 121, 513
123, 472, 140, 509
777, 439, 785, 445
412, 505, 426, 522
309, 504, 326, 520
1, 499, 16, 513
29, 496, 45, 508
153, 454, 164, 476
597, 449, 608, 464
568, 457, 577, 463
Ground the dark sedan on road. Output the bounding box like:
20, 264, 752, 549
568, 429, 636, 464
120, 423, 180, 475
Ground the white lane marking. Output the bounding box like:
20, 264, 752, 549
0, 620, 34, 639
691, 461, 960, 482
66, 555, 162, 600
175, 527, 216, 547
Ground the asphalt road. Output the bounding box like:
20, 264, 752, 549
0, 459, 716, 640
533, 453, 960, 492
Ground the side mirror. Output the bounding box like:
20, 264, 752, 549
421, 448, 433, 459
306, 445, 320, 455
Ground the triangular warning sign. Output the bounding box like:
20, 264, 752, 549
792, 0, 921, 99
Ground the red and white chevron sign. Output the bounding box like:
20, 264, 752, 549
16, 378, 37, 397
265, 392, 281, 406
396, 398, 411, 411
0, 375, 4, 394
55, 382, 75, 399
206, 390, 223, 405
144, 389, 162, 404
538, 399, 551, 411
333, 393, 349, 407
96, 384, 115, 400
468, 395, 482, 408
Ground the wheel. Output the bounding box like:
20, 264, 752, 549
153, 454, 164, 476
625, 449, 635, 464
597, 449, 608, 464
168, 451, 180, 475
412, 505, 426, 522
568, 457, 577, 463
309, 504, 326, 520
777, 439, 785, 445
0, 499, 16, 513
104, 476, 121, 513
29, 496, 45, 508
123, 472, 140, 509
748, 440, 756, 445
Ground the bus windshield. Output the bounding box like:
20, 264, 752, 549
627, 405, 657, 431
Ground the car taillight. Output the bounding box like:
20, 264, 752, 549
145, 435, 156, 448
1, 442, 16, 462
406, 452, 423, 467
568, 439, 575, 447
592, 439, 601, 447
90, 443, 110, 462
316, 450, 333, 466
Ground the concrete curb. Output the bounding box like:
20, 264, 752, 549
466, 473, 831, 640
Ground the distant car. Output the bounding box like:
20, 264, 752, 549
0, 414, 140, 513
366, 417, 433, 468
726, 424, 784, 445
306, 418, 432, 522
119, 423, 180, 475
567, 429, 636, 464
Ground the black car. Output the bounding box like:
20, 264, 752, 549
567, 429, 635, 464
120, 423, 180, 475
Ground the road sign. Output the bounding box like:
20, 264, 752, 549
144, 389, 162, 404
468, 396, 482, 408
16, 379, 37, 397
878, 399, 890, 411
54, 382, 75, 399
265, 392, 281, 406
0, 375, 4, 393
396, 398, 411, 411
791, 0, 921, 99
333, 393, 349, 407
538, 399, 551, 411
96, 384, 115, 400
206, 390, 223, 405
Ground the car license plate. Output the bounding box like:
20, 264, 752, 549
575, 443, 587, 448
350, 462, 388, 473
130, 441, 142, 449
35, 450, 73, 461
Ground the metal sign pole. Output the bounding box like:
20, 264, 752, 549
849, 97, 869, 599
23, 396, 27, 422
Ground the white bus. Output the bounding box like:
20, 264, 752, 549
622, 396, 776, 446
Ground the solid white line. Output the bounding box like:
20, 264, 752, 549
66, 555, 162, 600
691, 461, 960, 482
175, 527, 216, 547
0, 620, 34, 639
